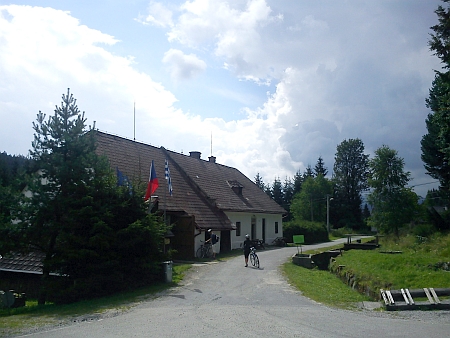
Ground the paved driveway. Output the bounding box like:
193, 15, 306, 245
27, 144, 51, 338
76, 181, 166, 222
20, 239, 449, 337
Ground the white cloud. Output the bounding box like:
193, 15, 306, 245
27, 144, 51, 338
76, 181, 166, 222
166, 0, 278, 79
0, 1, 445, 199
162, 48, 207, 82
0, 5, 202, 156
136, 1, 173, 27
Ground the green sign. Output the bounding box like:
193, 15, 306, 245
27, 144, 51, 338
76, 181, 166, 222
293, 235, 304, 244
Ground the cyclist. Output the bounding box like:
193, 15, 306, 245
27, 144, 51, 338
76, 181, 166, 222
206, 229, 218, 258
243, 234, 252, 267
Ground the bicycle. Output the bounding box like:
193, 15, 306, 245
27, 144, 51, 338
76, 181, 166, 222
249, 247, 260, 268
196, 241, 213, 258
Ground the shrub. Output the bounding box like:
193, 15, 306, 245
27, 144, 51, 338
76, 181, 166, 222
412, 223, 436, 238
283, 220, 328, 244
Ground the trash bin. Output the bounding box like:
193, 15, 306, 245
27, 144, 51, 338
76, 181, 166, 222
161, 261, 173, 283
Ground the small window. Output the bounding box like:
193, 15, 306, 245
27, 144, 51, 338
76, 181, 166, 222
236, 222, 241, 236
275, 221, 279, 234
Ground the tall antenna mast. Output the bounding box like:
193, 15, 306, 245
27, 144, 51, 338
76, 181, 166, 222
133, 101, 136, 141
210, 131, 213, 156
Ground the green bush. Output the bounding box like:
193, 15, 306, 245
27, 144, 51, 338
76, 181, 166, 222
283, 220, 328, 244
330, 227, 353, 238
412, 223, 436, 238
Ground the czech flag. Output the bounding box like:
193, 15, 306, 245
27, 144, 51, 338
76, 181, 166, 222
144, 160, 159, 201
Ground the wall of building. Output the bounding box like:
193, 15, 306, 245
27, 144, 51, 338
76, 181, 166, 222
194, 229, 221, 257
225, 212, 283, 249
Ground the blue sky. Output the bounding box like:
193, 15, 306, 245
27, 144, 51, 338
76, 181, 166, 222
0, 0, 444, 197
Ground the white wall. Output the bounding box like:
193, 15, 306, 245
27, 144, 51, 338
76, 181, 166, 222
225, 212, 283, 250
194, 229, 221, 256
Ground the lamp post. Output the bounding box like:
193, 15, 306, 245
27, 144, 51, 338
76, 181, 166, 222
326, 194, 333, 234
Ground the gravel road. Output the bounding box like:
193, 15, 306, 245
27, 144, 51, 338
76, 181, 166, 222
15, 238, 450, 337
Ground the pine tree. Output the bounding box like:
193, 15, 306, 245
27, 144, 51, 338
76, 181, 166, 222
422, 1, 450, 197
282, 177, 294, 220
1, 89, 166, 304
293, 170, 303, 195
314, 156, 328, 177
254, 172, 265, 191
332, 139, 369, 229
303, 165, 314, 179
271, 177, 284, 207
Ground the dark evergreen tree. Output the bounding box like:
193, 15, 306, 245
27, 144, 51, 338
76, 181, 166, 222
271, 177, 284, 207
303, 165, 314, 179
314, 156, 328, 177
421, 2, 450, 197
332, 139, 369, 229
282, 177, 294, 220
293, 170, 303, 195
264, 183, 272, 197
0, 89, 167, 304
254, 172, 265, 191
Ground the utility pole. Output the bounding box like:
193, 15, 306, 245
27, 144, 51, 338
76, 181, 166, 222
326, 194, 333, 234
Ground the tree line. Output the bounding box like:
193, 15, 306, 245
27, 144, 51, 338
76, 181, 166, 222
257, 0, 450, 236
255, 138, 422, 236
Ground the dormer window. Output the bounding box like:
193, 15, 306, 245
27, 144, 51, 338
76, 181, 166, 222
227, 180, 243, 195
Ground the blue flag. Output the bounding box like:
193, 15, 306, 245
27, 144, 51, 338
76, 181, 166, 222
117, 167, 132, 194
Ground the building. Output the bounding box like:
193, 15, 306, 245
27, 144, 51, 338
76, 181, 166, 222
95, 131, 286, 259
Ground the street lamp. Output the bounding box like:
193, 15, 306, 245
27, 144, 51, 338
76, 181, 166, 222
326, 194, 333, 234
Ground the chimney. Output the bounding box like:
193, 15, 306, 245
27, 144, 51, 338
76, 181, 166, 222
208, 156, 216, 163
189, 151, 201, 159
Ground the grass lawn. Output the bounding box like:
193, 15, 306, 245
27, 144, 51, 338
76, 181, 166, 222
282, 261, 371, 308
282, 232, 450, 309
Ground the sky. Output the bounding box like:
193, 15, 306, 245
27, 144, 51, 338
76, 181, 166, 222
0, 0, 444, 198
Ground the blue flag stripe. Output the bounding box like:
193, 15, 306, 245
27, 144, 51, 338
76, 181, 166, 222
165, 159, 173, 196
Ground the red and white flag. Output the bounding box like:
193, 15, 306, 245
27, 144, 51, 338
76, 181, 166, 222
144, 160, 159, 201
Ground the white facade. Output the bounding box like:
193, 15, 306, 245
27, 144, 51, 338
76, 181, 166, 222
225, 211, 283, 250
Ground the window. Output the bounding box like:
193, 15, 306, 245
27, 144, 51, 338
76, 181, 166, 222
275, 221, 279, 234
236, 221, 241, 236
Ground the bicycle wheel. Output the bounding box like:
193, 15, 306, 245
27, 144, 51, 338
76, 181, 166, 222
254, 254, 259, 268
250, 253, 255, 266
206, 245, 213, 258
196, 246, 204, 258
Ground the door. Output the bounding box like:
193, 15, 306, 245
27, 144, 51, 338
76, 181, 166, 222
262, 218, 266, 243
251, 215, 256, 239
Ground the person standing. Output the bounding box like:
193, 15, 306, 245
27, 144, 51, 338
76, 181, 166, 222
206, 229, 218, 259
243, 234, 252, 267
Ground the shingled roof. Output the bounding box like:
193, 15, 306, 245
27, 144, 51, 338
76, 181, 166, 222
0, 252, 45, 274
94, 131, 286, 231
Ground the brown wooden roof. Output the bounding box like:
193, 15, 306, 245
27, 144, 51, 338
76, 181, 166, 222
94, 131, 286, 231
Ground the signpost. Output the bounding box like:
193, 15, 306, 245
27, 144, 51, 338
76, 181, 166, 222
293, 235, 305, 254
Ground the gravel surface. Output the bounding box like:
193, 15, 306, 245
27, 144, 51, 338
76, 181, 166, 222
6, 239, 450, 337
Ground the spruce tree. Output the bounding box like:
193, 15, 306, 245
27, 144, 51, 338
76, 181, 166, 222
1, 89, 166, 304
332, 138, 369, 229
314, 156, 328, 177
421, 1, 450, 196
